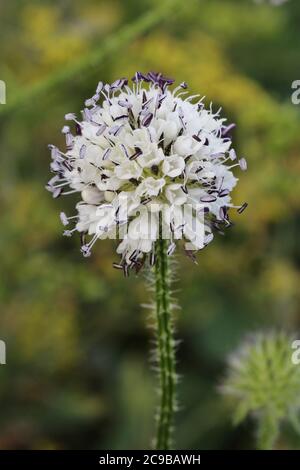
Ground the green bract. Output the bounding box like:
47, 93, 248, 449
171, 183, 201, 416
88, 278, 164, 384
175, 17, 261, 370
222, 332, 300, 449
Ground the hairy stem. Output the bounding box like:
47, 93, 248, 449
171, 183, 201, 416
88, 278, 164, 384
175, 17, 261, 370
257, 411, 279, 450
154, 232, 176, 450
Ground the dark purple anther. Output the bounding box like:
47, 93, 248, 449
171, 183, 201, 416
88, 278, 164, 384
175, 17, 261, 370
221, 123, 236, 137
103, 148, 111, 160
76, 123, 82, 136
109, 125, 123, 136
96, 124, 106, 136
200, 195, 217, 203
219, 189, 230, 197
110, 78, 128, 90
79, 144, 86, 159
237, 202, 248, 214
142, 113, 153, 127
219, 206, 228, 220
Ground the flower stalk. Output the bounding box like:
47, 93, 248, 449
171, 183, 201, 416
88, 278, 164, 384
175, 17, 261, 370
154, 217, 176, 450
257, 410, 279, 450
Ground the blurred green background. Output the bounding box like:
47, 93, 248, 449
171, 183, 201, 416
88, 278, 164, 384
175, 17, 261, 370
0, 0, 300, 450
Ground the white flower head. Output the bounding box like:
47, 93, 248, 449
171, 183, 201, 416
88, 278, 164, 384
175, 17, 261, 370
47, 72, 247, 273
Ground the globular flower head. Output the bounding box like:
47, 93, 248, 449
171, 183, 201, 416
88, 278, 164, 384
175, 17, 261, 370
47, 72, 247, 273
221, 332, 300, 446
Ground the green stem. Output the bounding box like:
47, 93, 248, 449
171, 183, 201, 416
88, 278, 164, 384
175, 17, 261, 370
257, 411, 279, 450
154, 230, 176, 450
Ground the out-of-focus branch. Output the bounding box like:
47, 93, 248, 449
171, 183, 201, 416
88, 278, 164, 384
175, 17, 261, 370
0, 0, 182, 116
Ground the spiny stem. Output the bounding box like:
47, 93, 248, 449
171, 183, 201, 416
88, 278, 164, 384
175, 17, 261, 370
257, 411, 279, 450
154, 227, 176, 450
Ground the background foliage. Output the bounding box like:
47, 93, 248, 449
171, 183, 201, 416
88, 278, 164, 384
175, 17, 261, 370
0, 0, 300, 449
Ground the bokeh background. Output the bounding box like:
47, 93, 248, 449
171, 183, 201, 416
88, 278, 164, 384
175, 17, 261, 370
0, 0, 300, 450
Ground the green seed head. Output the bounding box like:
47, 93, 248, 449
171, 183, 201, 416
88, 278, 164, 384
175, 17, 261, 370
221, 332, 300, 448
